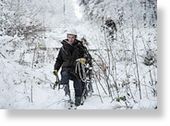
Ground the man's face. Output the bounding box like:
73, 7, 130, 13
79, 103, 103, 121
67, 34, 76, 44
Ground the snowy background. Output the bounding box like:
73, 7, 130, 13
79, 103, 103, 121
0, 0, 157, 109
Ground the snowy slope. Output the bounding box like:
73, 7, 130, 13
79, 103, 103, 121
0, 0, 157, 109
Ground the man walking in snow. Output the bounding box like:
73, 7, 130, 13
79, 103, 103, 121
53, 29, 90, 106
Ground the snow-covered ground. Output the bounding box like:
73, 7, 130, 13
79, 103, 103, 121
0, 0, 157, 109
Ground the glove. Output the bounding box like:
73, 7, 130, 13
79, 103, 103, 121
76, 58, 86, 64
53, 70, 58, 76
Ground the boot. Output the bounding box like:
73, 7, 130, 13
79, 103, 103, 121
75, 96, 81, 106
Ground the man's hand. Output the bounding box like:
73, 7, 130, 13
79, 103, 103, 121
53, 70, 58, 76
76, 58, 86, 64
53, 75, 59, 90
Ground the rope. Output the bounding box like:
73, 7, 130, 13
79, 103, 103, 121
75, 61, 86, 82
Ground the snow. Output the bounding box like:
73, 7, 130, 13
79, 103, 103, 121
0, 0, 157, 110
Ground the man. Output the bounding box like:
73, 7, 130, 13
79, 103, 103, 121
102, 17, 117, 41
53, 29, 89, 106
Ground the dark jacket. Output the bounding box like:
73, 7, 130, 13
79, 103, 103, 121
54, 39, 87, 71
